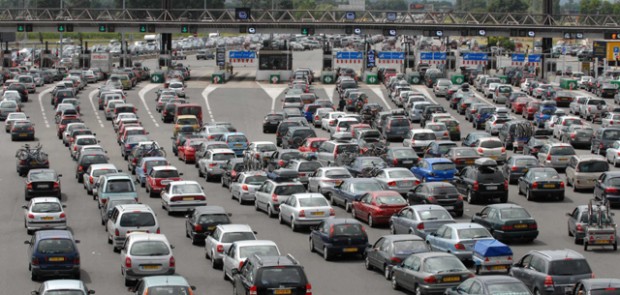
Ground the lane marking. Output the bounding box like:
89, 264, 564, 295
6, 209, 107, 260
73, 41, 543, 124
368, 85, 393, 110
87, 89, 105, 128
37, 87, 54, 128
257, 82, 287, 112
138, 84, 160, 128
413, 86, 438, 104
201, 85, 219, 122
323, 85, 336, 102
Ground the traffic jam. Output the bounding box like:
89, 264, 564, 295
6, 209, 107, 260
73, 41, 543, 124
6, 55, 620, 295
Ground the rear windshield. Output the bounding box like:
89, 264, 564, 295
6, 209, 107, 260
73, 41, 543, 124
146, 160, 168, 171
541, 108, 555, 115
577, 161, 609, 172
258, 267, 306, 287
292, 130, 316, 138
119, 212, 156, 227
105, 179, 134, 193
425, 256, 467, 273
177, 118, 197, 125
258, 144, 277, 152
153, 170, 179, 178
438, 144, 457, 154
227, 135, 247, 142
37, 239, 75, 254
418, 210, 452, 220
82, 155, 107, 164
77, 138, 97, 145
531, 170, 560, 179
171, 184, 202, 194
130, 241, 170, 256
499, 208, 531, 219
298, 197, 329, 207
388, 170, 414, 178
336, 144, 360, 154
351, 182, 383, 192
281, 152, 301, 161
432, 163, 455, 171
392, 240, 428, 255
548, 259, 592, 275
390, 119, 410, 127
32, 202, 62, 213
457, 228, 492, 239
239, 245, 279, 258
274, 185, 306, 195
515, 158, 539, 167
603, 130, 620, 140
427, 125, 446, 131
480, 140, 503, 148
245, 175, 267, 185
550, 146, 576, 155
393, 149, 417, 158
414, 132, 436, 140
498, 86, 512, 93
177, 107, 200, 116
332, 223, 364, 236
588, 100, 606, 106
453, 149, 478, 157
221, 232, 255, 243
325, 169, 351, 178
432, 186, 458, 195
93, 168, 117, 177
299, 162, 322, 172
30, 172, 56, 181
213, 153, 235, 161
486, 283, 531, 295
284, 96, 301, 103
198, 214, 230, 224
377, 195, 407, 205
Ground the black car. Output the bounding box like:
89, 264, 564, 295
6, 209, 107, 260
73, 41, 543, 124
453, 158, 508, 204
281, 126, 317, 149
383, 147, 419, 169
25, 169, 62, 200
52, 89, 75, 107
8, 82, 28, 102
275, 120, 303, 146
445, 275, 531, 295
502, 155, 541, 184
231, 254, 311, 295
364, 234, 428, 280
517, 167, 565, 201
220, 158, 245, 189
471, 204, 539, 243
407, 182, 464, 216
161, 102, 180, 123
523, 136, 548, 157
185, 206, 232, 245
309, 218, 369, 260
594, 171, 620, 207
75, 151, 108, 183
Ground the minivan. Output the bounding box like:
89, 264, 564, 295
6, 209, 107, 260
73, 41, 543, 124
97, 173, 138, 209
106, 204, 159, 252
565, 155, 609, 191
26, 230, 81, 280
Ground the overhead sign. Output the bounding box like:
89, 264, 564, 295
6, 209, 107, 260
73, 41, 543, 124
229, 51, 256, 59
511, 53, 525, 62
432, 52, 447, 60
378, 51, 405, 60
593, 41, 606, 59
462, 52, 488, 61
527, 54, 542, 63
336, 51, 363, 60
367, 49, 376, 69
420, 52, 433, 60
216, 46, 225, 66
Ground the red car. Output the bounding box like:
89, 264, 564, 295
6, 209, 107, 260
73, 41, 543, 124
56, 115, 81, 139
511, 97, 533, 114
350, 190, 408, 227
298, 137, 328, 153
522, 100, 540, 120
146, 166, 183, 198
178, 138, 208, 164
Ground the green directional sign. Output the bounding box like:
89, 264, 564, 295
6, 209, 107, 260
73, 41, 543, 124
301, 27, 314, 36
57, 24, 65, 32
181, 25, 189, 33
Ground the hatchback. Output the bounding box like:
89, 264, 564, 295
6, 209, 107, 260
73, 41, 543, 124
537, 143, 576, 169
120, 233, 175, 286
106, 204, 159, 252
309, 218, 369, 260
593, 171, 620, 207
25, 169, 62, 200
565, 156, 609, 191
32, 279, 95, 295
222, 240, 280, 281
145, 166, 183, 198
160, 180, 207, 214
364, 234, 429, 280
391, 252, 473, 294
411, 158, 457, 182
24, 197, 67, 234
231, 254, 311, 295
205, 224, 257, 269
425, 223, 494, 261
26, 230, 81, 280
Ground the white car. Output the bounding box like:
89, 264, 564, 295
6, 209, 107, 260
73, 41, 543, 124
474, 137, 507, 163
23, 197, 67, 234
484, 82, 500, 98
485, 115, 512, 135
222, 240, 280, 281
602, 113, 620, 128
605, 140, 620, 167
160, 181, 207, 214
425, 122, 450, 140
553, 116, 583, 139
4, 112, 27, 132
320, 111, 346, 131
569, 96, 589, 116
278, 193, 335, 231
82, 163, 118, 196
403, 128, 436, 155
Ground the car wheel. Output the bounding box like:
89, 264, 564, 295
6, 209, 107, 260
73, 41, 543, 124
526, 189, 534, 201
364, 256, 373, 270
574, 234, 582, 245
351, 208, 357, 219
221, 176, 225, 187
124, 274, 132, 287
211, 252, 220, 269
368, 215, 374, 228
30, 270, 38, 281
467, 190, 475, 204
254, 199, 260, 211
389, 223, 396, 234
278, 213, 284, 224
290, 217, 298, 232
384, 265, 391, 280
323, 247, 331, 261
328, 193, 336, 205
345, 201, 351, 212
568, 225, 573, 237
415, 284, 423, 295
309, 238, 315, 253
267, 205, 275, 218
391, 276, 399, 290
107, 234, 112, 244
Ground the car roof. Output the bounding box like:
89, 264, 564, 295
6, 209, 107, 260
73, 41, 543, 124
44, 279, 85, 290
117, 204, 153, 212
424, 158, 453, 164
530, 249, 584, 260
35, 229, 73, 239
217, 224, 254, 232
323, 218, 361, 225
28, 168, 57, 174
473, 275, 525, 285
151, 165, 178, 171
233, 240, 278, 247
580, 278, 620, 289
30, 197, 62, 204
445, 222, 485, 229
142, 275, 190, 287
210, 148, 235, 154
127, 233, 168, 243
101, 173, 132, 180
194, 205, 228, 215
487, 203, 525, 210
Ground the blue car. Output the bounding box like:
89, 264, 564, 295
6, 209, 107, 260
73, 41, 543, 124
302, 103, 321, 123
534, 105, 557, 127
26, 230, 81, 280
309, 218, 369, 260
411, 158, 457, 182
472, 106, 495, 130
323, 178, 385, 212
223, 132, 248, 157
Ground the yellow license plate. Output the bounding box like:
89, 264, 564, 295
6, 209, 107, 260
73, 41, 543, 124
595, 240, 610, 244
490, 156, 498, 160
558, 158, 568, 161
466, 160, 474, 164
274, 290, 292, 295
311, 212, 324, 216
19, 133, 27, 136
491, 265, 507, 270
443, 276, 460, 283
207, 226, 215, 230
543, 184, 556, 188
183, 197, 194, 201
41, 217, 54, 220
142, 265, 161, 270
514, 224, 528, 229
343, 247, 358, 253
49, 257, 65, 262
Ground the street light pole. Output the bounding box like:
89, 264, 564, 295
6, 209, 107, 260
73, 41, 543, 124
59, 0, 63, 61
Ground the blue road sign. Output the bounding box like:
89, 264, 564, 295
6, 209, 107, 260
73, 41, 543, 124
420, 52, 433, 60
433, 52, 447, 60
367, 50, 376, 68
615, 47, 619, 53
512, 53, 525, 62
462, 52, 488, 61
336, 51, 363, 60
528, 54, 541, 63
378, 51, 405, 60
229, 51, 256, 59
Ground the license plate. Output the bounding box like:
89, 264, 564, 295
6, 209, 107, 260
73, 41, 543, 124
234, 144, 242, 148
444, 206, 454, 210
403, 160, 413, 164
274, 290, 292, 295
142, 265, 161, 270
37, 184, 51, 189
443, 276, 460, 283
490, 156, 498, 160
486, 186, 497, 190
522, 168, 528, 173
49, 257, 65, 262
595, 240, 610, 244
558, 158, 568, 162
183, 197, 194, 201
19, 133, 27, 137
207, 226, 215, 230
343, 247, 358, 253
311, 212, 324, 216
466, 160, 474, 164
514, 224, 528, 229
41, 217, 54, 220
543, 184, 556, 188
491, 265, 507, 270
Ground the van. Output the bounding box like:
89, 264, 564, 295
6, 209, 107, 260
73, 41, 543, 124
424, 69, 443, 87
591, 127, 620, 155
565, 155, 609, 190
97, 173, 139, 209
175, 104, 203, 125
316, 140, 360, 166
106, 204, 159, 252
99, 93, 123, 110
113, 103, 137, 118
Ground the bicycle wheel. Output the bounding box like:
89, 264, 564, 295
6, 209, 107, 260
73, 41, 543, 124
157, 148, 167, 157
16, 149, 29, 161
35, 152, 48, 163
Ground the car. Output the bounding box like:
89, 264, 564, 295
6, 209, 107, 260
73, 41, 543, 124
309, 218, 369, 260
351, 190, 408, 227
517, 167, 565, 201
184, 205, 232, 245
160, 180, 207, 215
565, 156, 609, 191
145, 166, 183, 198
411, 158, 457, 183
445, 147, 480, 171
383, 147, 420, 169
462, 131, 492, 147
474, 137, 506, 163
345, 156, 387, 177
562, 124, 593, 148
444, 275, 532, 295
264, 149, 303, 172
205, 224, 257, 269
389, 205, 456, 238
591, 127, 620, 155
96, 173, 138, 209
100, 196, 137, 226
254, 178, 306, 217
566, 204, 615, 245
407, 182, 464, 216
594, 171, 620, 207
510, 249, 593, 295
423, 140, 458, 158
130, 275, 196, 295
372, 168, 419, 195
24, 169, 62, 200
32, 279, 95, 295
242, 141, 278, 170
197, 148, 236, 181
220, 158, 245, 189
106, 204, 159, 252
120, 233, 175, 286
26, 230, 81, 280
403, 129, 437, 155
364, 234, 429, 280
222, 240, 281, 281
471, 204, 539, 243
502, 155, 541, 184
425, 223, 495, 261
75, 151, 108, 183
537, 143, 576, 169
23, 197, 67, 234
231, 254, 312, 295
261, 113, 285, 134
569, 278, 620, 295
390, 252, 473, 295
284, 159, 323, 187
307, 167, 352, 195
278, 193, 335, 231
323, 178, 385, 212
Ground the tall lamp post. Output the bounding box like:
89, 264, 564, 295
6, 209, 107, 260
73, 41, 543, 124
59, 0, 63, 60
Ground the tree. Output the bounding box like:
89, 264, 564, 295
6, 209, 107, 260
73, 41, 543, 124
487, 0, 529, 13
580, 0, 602, 14
366, 0, 407, 11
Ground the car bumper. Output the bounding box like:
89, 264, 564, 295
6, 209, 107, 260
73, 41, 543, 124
420, 282, 463, 295
26, 221, 67, 231
544, 161, 568, 169
124, 268, 175, 280
493, 230, 539, 241
325, 244, 368, 255
167, 201, 208, 212
573, 178, 597, 189
531, 189, 565, 198
26, 188, 61, 197
474, 190, 508, 200
295, 216, 334, 225
113, 237, 127, 248
32, 265, 80, 278
425, 177, 454, 182
238, 191, 256, 201
452, 250, 474, 261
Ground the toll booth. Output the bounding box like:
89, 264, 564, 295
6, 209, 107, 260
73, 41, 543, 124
79, 53, 90, 68
255, 50, 292, 82
158, 54, 172, 70
2, 50, 12, 68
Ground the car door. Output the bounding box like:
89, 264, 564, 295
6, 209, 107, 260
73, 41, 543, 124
510, 254, 533, 289
434, 226, 453, 252
453, 167, 469, 194
426, 226, 445, 251
366, 237, 385, 268
256, 182, 272, 210
332, 182, 348, 206
567, 208, 580, 235
594, 173, 606, 199
403, 255, 422, 291
235, 260, 254, 295
206, 228, 220, 257
313, 222, 328, 250
308, 170, 320, 192
354, 193, 373, 221
472, 207, 492, 229
160, 184, 172, 203
279, 196, 295, 221
223, 244, 236, 277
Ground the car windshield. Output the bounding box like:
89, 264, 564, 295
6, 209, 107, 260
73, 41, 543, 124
172, 184, 202, 194
130, 241, 170, 256
105, 179, 134, 193
258, 144, 277, 152
281, 152, 301, 161
351, 182, 383, 192
213, 153, 235, 161
500, 208, 531, 219
258, 267, 305, 287
515, 158, 539, 167
486, 283, 531, 295
198, 214, 230, 224
432, 163, 456, 171
147, 286, 192, 295
413, 132, 436, 140
298, 197, 329, 207
221, 232, 256, 243
480, 140, 503, 148
457, 228, 492, 239
245, 175, 268, 185
154, 170, 179, 178
550, 146, 576, 156
37, 239, 75, 254
577, 161, 609, 173
31, 202, 61, 213
541, 108, 555, 115
376, 195, 407, 205
390, 119, 409, 127
548, 259, 592, 275
299, 162, 322, 172
388, 170, 414, 178
120, 212, 155, 227
30, 172, 56, 181
274, 185, 306, 195
424, 256, 466, 273
393, 149, 417, 158
418, 210, 452, 221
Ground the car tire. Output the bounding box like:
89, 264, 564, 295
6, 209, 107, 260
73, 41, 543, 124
526, 189, 535, 201
345, 201, 351, 212
384, 265, 391, 280
558, 193, 565, 201
278, 213, 284, 224
415, 284, 423, 295
368, 215, 374, 228
323, 247, 331, 261
389, 223, 396, 234
212, 255, 221, 269
467, 190, 476, 204
30, 270, 38, 281
391, 276, 399, 290
107, 234, 112, 244
309, 238, 315, 253
568, 225, 573, 237
455, 210, 464, 217
290, 217, 298, 232
267, 205, 275, 218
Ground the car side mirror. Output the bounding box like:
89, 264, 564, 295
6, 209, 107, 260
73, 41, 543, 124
231, 268, 240, 275
22, 205, 28, 209
179, 173, 184, 176
171, 137, 175, 139
31, 291, 39, 295
118, 169, 123, 172
228, 213, 233, 217
62, 204, 67, 208
88, 290, 95, 294
170, 245, 175, 249
75, 240, 80, 243
566, 212, 572, 217
253, 231, 258, 234
475, 212, 481, 216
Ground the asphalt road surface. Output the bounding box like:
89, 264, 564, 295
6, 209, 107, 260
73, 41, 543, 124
1, 53, 617, 295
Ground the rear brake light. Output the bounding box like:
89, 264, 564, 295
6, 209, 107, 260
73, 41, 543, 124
28, 213, 35, 219
511, 166, 518, 171
216, 244, 224, 253
306, 283, 312, 295
169, 256, 175, 267
504, 180, 508, 190
329, 208, 335, 216
477, 148, 483, 153
473, 181, 479, 191
115, 229, 119, 236
417, 223, 424, 230
242, 184, 249, 191
299, 210, 305, 217
249, 285, 258, 295
560, 182, 565, 188
454, 243, 466, 250
59, 213, 66, 218
605, 187, 619, 193
424, 275, 437, 284
272, 193, 278, 202
125, 257, 132, 268
532, 182, 538, 189
194, 224, 202, 232
544, 276, 554, 288
387, 181, 396, 187
501, 225, 513, 231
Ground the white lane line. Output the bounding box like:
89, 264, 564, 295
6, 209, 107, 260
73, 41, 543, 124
201, 85, 219, 122
257, 82, 287, 112
87, 89, 105, 128
138, 84, 160, 128
368, 85, 393, 110
38, 87, 53, 128
413, 86, 438, 104
323, 85, 336, 102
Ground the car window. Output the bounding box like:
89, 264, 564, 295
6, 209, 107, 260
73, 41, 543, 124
31, 202, 62, 213
105, 179, 134, 193
549, 146, 575, 156
258, 267, 305, 287
423, 256, 467, 273
298, 197, 329, 207
221, 232, 256, 243
172, 184, 202, 194
37, 239, 75, 254
418, 209, 451, 221
332, 223, 364, 236
239, 245, 279, 258
119, 212, 156, 227
577, 161, 609, 173
198, 214, 230, 224
457, 228, 491, 239
499, 208, 531, 219
432, 163, 455, 171
130, 241, 170, 256
146, 286, 192, 295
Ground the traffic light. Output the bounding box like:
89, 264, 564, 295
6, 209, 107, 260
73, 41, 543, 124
604, 32, 620, 40
139, 24, 147, 33
301, 27, 314, 36
66, 24, 73, 32
181, 25, 189, 33
17, 24, 25, 32
57, 24, 65, 32
99, 24, 106, 32
107, 24, 115, 33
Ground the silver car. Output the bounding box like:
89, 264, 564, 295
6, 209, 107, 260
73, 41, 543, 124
537, 143, 576, 169
404, 129, 437, 155
278, 193, 335, 231
409, 101, 431, 123
433, 79, 452, 97
205, 224, 257, 269
307, 167, 352, 195
23, 197, 67, 234
374, 168, 420, 195
222, 240, 280, 281
485, 115, 512, 136
424, 123, 450, 140
120, 233, 175, 286
475, 137, 507, 163
230, 172, 268, 204
197, 148, 236, 181
33, 279, 95, 295
100, 197, 137, 226
255, 180, 306, 217
389, 205, 455, 239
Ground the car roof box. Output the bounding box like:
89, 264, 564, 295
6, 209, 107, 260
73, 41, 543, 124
267, 169, 299, 182
474, 158, 497, 167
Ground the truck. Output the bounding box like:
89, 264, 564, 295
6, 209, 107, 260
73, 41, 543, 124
90, 52, 112, 79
